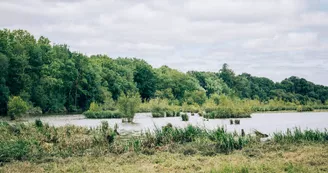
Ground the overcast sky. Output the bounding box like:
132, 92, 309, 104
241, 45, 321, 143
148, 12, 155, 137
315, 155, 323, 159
1, 0, 327, 85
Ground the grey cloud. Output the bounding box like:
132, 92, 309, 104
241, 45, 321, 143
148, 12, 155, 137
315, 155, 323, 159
1, 0, 328, 85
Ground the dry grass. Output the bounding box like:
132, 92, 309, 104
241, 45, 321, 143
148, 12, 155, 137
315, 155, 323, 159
1, 143, 327, 173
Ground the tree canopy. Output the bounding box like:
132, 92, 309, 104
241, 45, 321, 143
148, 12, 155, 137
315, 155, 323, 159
1, 29, 327, 115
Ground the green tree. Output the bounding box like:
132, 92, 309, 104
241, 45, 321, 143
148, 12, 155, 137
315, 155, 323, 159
184, 90, 207, 105
134, 61, 157, 100
219, 63, 236, 88
0, 53, 10, 114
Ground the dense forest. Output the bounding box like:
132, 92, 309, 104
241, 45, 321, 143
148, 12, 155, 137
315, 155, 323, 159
1, 29, 328, 115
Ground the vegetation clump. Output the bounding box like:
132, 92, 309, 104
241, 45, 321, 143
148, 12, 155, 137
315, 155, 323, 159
273, 128, 328, 143
117, 92, 141, 123
296, 105, 314, 112
181, 113, 189, 121
7, 96, 28, 120
234, 119, 240, 124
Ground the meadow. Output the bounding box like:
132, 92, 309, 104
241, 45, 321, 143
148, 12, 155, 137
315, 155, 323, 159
0, 120, 327, 172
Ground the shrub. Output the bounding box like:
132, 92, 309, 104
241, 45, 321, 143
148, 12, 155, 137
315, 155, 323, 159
0, 140, 30, 162
35, 119, 43, 128
182, 102, 200, 113
89, 102, 101, 112
101, 93, 116, 111
206, 107, 251, 119
181, 113, 189, 121
152, 111, 165, 118
296, 105, 314, 112
7, 96, 28, 120
166, 111, 175, 117
117, 92, 141, 123
234, 119, 240, 125
27, 106, 42, 115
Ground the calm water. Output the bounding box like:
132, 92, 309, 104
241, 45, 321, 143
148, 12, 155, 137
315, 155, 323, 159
23, 112, 328, 135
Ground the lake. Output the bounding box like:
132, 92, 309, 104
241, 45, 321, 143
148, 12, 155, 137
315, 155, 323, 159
22, 112, 328, 136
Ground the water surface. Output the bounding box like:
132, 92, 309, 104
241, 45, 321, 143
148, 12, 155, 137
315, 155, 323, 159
24, 112, 328, 135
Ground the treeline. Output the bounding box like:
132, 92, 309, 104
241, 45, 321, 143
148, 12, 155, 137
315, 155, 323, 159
1, 29, 328, 115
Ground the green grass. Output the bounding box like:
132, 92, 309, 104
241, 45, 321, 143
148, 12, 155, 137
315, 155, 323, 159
1, 143, 327, 173
0, 120, 327, 172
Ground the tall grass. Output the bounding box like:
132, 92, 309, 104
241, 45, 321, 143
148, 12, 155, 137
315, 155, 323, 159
1, 120, 327, 164
273, 128, 328, 143
142, 125, 250, 154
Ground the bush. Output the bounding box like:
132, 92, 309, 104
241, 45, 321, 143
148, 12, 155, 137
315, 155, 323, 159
152, 111, 165, 118
83, 110, 123, 119
234, 119, 240, 124
35, 119, 43, 128
27, 106, 42, 115
165, 111, 175, 117
296, 105, 314, 112
89, 102, 101, 112
7, 96, 29, 120
117, 92, 141, 123
0, 140, 30, 162
181, 113, 189, 121
206, 107, 251, 119
182, 102, 200, 113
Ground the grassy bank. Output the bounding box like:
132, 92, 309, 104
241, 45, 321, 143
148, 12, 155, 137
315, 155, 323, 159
1, 144, 327, 173
0, 120, 327, 172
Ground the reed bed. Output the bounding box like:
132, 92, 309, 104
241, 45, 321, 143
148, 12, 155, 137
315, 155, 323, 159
0, 120, 327, 165
273, 128, 328, 143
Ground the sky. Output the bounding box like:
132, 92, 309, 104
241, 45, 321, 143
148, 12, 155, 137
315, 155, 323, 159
1, 0, 328, 85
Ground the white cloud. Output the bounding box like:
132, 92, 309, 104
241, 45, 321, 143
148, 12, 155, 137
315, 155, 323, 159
242, 32, 321, 51
300, 12, 328, 26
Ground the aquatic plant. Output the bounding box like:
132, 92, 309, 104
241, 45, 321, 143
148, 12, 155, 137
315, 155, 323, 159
181, 113, 189, 121
152, 111, 165, 118
165, 111, 175, 117
234, 119, 240, 125
273, 128, 328, 143
117, 92, 141, 123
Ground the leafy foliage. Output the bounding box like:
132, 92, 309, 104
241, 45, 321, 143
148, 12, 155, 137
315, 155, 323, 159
117, 92, 141, 122
7, 96, 28, 120
0, 29, 328, 117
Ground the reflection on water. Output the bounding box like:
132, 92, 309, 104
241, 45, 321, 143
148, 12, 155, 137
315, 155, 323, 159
23, 112, 328, 135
